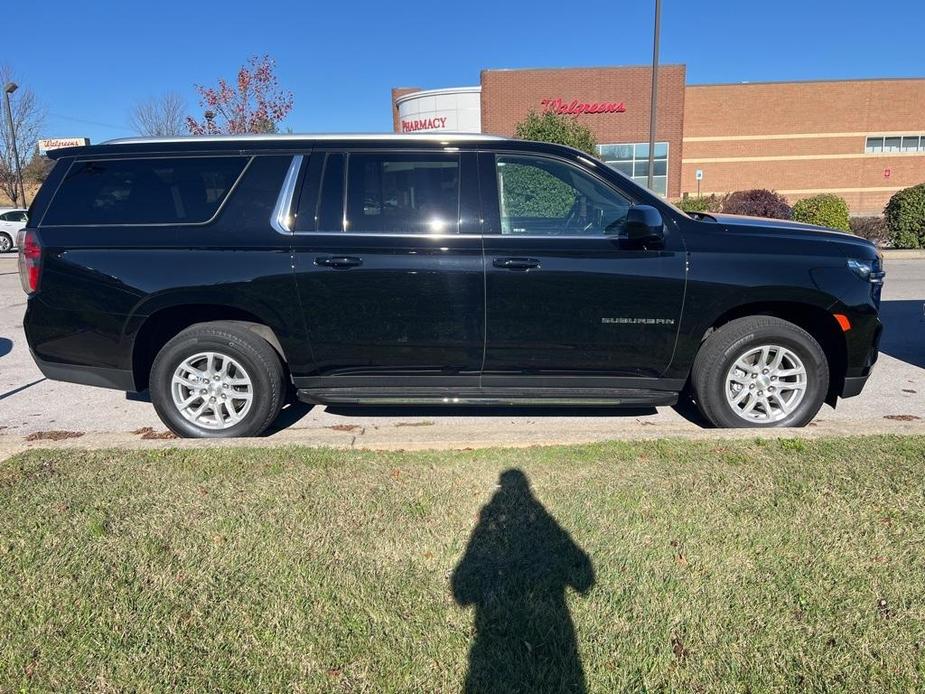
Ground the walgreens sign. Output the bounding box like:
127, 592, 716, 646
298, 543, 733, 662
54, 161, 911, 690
401, 116, 448, 132
541, 98, 626, 116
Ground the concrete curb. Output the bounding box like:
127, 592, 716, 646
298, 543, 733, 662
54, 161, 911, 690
882, 249, 925, 259
1, 418, 922, 461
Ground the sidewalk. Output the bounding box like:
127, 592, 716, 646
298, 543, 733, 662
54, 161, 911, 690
883, 249, 925, 259
2, 416, 922, 462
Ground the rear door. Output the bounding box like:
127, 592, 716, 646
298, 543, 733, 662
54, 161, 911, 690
479, 150, 686, 387
0, 209, 28, 235
288, 146, 484, 390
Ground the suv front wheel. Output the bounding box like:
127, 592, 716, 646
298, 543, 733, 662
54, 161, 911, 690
691, 316, 829, 428
149, 322, 285, 438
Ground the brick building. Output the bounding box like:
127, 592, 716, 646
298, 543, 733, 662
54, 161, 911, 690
392, 66, 925, 215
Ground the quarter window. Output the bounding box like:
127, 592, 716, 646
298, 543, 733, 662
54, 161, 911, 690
495, 154, 632, 236
597, 142, 668, 196
344, 153, 459, 234
43, 157, 248, 225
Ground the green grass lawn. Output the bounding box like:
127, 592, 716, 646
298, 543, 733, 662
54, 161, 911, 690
1, 436, 924, 692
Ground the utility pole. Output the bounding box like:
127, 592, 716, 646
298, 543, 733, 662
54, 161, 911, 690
3, 82, 26, 206
646, 0, 662, 192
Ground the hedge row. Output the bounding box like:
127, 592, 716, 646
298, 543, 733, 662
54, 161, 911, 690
677, 184, 925, 248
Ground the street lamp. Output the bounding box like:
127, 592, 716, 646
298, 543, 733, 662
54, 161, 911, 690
646, 0, 661, 193
3, 82, 26, 207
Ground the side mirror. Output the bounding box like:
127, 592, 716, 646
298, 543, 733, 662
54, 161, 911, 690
624, 205, 664, 245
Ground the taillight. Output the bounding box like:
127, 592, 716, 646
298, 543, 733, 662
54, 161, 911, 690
18, 228, 42, 294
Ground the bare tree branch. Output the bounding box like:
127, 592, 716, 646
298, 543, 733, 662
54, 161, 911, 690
0, 65, 45, 206
129, 92, 187, 137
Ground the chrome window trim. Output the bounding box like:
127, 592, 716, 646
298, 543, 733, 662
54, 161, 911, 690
39, 156, 254, 228
271, 154, 304, 234
289, 231, 485, 239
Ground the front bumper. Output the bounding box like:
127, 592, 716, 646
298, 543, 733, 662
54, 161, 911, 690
838, 313, 881, 399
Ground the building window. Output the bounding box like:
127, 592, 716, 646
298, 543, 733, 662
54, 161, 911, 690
866, 135, 924, 153
597, 142, 668, 196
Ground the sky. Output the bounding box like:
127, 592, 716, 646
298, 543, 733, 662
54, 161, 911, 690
6, 0, 925, 144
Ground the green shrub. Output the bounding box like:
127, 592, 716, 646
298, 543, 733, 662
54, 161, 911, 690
499, 161, 575, 218
722, 189, 791, 219
677, 194, 722, 214
514, 110, 597, 156
791, 194, 851, 231
884, 183, 925, 249
849, 217, 889, 246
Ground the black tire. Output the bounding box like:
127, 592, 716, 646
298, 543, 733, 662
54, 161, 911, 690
150, 322, 285, 438
691, 316, 829, 428
0, 232, 12, 254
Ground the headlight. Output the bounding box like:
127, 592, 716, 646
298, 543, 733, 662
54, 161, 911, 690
847, 257, 885, 284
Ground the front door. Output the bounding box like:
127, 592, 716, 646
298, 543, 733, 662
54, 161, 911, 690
480, 151, 686, 388
289, 148, 484, 390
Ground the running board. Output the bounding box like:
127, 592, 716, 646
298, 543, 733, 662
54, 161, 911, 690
297, 387, 678, 407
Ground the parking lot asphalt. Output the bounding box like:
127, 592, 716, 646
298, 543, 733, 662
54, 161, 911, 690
1, 254, 922, 451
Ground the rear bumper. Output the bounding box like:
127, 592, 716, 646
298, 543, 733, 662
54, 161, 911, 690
33, 354, 136, 392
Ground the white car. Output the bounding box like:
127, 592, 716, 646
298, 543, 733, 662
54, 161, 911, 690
0, 207, 28, 253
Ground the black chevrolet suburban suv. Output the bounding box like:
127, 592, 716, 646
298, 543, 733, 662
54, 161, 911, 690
19, 134, 884, 437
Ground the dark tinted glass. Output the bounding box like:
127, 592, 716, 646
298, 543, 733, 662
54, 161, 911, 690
345, 153, 459, 233
317, 153, 345, 231
43, 157, 248, 225
496, 154, 631, 236
293, 153, 325, 231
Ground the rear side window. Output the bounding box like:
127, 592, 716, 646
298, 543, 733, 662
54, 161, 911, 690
345, 153, 459, 234
42, 156, 249, 226
0, 210, 27, 223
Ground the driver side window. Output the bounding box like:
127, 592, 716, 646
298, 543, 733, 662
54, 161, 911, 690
496, 154, 631, 236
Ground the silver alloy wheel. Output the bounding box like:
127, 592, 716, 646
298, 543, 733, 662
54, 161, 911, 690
724, 344, 807, 423
0, 234, 11, 253
171, 351, 253, 430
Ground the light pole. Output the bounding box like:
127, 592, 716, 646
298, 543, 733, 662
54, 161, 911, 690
646, 0, 661, 192
3, 82, 26, 207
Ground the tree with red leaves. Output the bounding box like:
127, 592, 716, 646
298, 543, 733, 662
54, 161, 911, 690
186, 55, 293, 135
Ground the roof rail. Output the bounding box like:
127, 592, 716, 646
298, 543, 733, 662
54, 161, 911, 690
102, 132, 506, 145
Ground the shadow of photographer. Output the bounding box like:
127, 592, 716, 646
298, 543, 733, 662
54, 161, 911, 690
452, 469, 595, 693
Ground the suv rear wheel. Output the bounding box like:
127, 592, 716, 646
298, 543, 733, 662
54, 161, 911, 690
150, 322, 285, 438
691, 316, 829, 428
